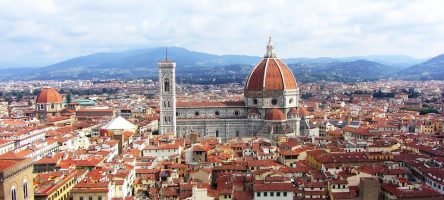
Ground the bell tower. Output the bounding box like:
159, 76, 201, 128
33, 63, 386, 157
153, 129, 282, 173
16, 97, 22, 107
158, 54, 176, 135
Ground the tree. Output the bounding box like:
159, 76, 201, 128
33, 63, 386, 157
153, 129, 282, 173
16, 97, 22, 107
66, 93, 73, 103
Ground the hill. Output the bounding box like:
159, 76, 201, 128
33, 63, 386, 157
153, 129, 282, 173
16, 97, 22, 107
395, 54, 444, 80
289, 60, 398, 83
0, 46, 434, 83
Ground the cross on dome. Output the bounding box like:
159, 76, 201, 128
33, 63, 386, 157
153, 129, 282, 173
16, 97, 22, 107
265, 37, 276, 58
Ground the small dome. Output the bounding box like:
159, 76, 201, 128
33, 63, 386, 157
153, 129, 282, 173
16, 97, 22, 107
248, 108, 260, 115
288, 107, 298, 115
245, 38, 298, 91
36, 88, 63, 104
265, 108, 286, 121
299, 107, 311, 116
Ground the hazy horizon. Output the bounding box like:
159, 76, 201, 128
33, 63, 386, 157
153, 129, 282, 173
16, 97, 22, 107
0, 46, 430, 69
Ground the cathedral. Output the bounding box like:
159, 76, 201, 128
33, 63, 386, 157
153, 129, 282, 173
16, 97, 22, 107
159, 38, 301, 140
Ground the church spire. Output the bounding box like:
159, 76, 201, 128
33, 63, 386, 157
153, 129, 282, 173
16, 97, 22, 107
264, 37, 276, 58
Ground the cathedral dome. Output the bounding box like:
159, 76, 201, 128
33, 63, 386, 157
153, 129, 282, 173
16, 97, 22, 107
265, 108, 286, 121
36, 88, 63, 104
245, 38, 298, 91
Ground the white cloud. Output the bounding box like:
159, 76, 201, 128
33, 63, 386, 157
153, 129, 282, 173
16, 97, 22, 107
1, 0, 444, 67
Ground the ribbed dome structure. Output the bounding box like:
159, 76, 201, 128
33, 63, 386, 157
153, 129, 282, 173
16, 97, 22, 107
245, 37, 297, 91
265, 108, 286, 121
36, 88, 63, 104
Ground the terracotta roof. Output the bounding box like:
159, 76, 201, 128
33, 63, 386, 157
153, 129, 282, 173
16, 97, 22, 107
299, 107, 311, 116
246, 58, 297, 91
288, 107, 298, 115
265, 108, 286, 121
0, 159, 20, 171
253, 183, 294, 191
382, 183, 442, 198
36, 88, 63, 104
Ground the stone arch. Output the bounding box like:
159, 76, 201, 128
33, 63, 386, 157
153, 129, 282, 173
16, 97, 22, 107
23, 177, 29, 199
164, 78, 170, 92
10, 182, 18, 200
163, 99, 170, 108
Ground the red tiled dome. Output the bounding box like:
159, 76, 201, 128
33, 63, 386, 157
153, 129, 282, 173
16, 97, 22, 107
245, 38, 297, 91
288, 107, 298, 114
36, 88, 63, 104
265, 108, 286, 121
299, 107, 311, 116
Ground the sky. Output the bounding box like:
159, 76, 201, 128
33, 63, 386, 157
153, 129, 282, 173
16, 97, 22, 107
1, 0, 444, 67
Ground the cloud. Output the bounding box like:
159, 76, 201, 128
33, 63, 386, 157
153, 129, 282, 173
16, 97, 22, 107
0, 0, 444, 67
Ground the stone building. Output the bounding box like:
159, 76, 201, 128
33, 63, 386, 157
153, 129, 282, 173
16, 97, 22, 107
35, 88, 64, 120
159, 38, 301, 140
0, 158, 34, 200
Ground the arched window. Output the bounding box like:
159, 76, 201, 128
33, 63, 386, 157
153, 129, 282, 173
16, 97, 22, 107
215, 130, 219, 137
164, 78, 170, 92
11, 186, 16, 200
234, 110, 239, 116
23, 179, 28, 198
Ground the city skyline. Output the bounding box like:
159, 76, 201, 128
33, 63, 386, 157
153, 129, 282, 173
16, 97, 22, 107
1, 1, 444, 200
1, 0, 444, 67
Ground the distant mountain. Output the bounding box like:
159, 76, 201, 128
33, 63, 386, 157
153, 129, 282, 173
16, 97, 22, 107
0, 47, 261, 80
395, 54, 444, 80
44, 47, 260, 70
289, 60, 398, 83
284, 57, 339, 64
284, 55, 424, 68
338, 55, 425, 68
0, 46, 438, 83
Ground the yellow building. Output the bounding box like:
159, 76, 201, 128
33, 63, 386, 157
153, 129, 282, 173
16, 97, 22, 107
70, 182, 110, 200
34, 171, 77, 200
421, 122, 435, 134
0, 158, 34, 200
434, 120, 443, 133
